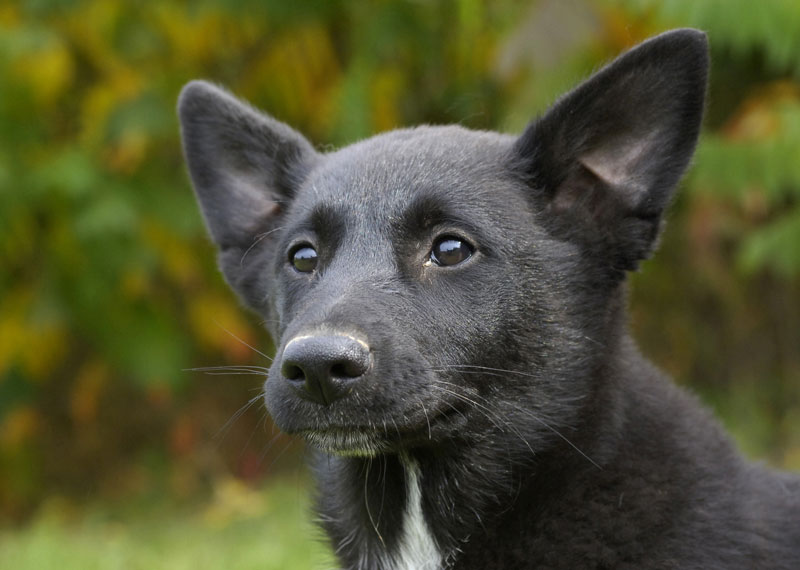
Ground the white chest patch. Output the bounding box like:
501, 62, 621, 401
392, 459, 442, 570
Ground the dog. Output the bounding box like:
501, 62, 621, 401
178, 29, 800, 569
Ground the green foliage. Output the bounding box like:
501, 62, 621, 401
0, 0, 798, 527
692, 101, 800, 276
625, 0, 800, 74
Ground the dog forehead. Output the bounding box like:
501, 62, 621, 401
299, 125, 514, 216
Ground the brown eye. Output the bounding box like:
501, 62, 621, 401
430, 236, 473, 267
291, 245, 318, 272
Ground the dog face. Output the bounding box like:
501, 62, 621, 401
258, 128, 598, 457
179, 29, 708, 458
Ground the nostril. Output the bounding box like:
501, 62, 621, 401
331, 359, 366, 379
281, 362, 305, 381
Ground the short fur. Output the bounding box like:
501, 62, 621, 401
178, 29, 800, 569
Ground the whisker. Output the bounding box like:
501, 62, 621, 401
364, 456, 386, 545
391, 417, 402, 442
186, 365, 269, 376
434, 364, 540, 379
214, 394, 264, 441
236, 408, 271, 464
213, 320, 274, 362
428, 367, 509, 380
429, 368, 599, 468
583, 335, 606, 348
261, 438, 294, 471
434, 378, 598, 468
502, 401, 601, 470
377, 454, 387, 529
258, 437, 279, 464
420, 400, 432, 440
240, 226, 285, 266
430, 382, 535, 457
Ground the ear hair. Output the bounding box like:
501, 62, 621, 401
512, 29, 709, 272
178, 80, 320, 250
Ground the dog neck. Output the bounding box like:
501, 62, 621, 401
393, 455, 443, 570
315, 452, 451, 570
314, 439, 542, 569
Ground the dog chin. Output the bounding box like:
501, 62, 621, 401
301, 429, 390, 457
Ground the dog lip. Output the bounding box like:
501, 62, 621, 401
299, 428, 387, 456
295, 401, 469, 453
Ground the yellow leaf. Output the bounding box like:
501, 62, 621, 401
722, 82, 800, 141
0, 4, 20, 27
371, 68, 405, 132
142, 221, 201, 287
0, 289, 67, 381
70, 360, 108, 425
63, 0, 124, 73
0, 314, 25, 378
21, 321, 67, 381
11, 37, 75, 106
0, 289, 34, 377
245, 24, 340, 136
0, 407, 39, 448
188, 291, 258, 361
105, 128, 149, 174
153, 3, 233, 65
80, 68, 143, 146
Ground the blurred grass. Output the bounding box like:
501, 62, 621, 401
0, 477, 334, 570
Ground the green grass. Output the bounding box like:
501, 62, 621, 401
0, 478, 336, 570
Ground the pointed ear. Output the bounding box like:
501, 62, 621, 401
512, 29, 708, 272
178, 80, 319, 250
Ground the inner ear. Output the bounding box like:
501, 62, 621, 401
580, 130, 660, 202
553, 129, 662, 221
550, 163, 627, 224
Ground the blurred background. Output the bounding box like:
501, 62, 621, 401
1, 0, 799, 568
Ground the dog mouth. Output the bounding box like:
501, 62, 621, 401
300, 429, 389, 457
297, 402, 468, 456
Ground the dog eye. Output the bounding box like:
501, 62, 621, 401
430, 236, 473, 267
291, 245, 318, 272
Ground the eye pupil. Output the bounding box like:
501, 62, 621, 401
431, 237, 473, 267
291, 246, 318, 272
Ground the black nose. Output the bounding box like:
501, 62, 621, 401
280, 334, 371, 405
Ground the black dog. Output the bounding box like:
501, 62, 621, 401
179, 29, 800, 569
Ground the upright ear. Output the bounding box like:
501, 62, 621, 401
512, 29, 708, 273
178, 81, 319, 251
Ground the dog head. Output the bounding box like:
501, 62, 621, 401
178, 29, 708, 457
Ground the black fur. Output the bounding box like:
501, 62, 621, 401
179, 29, 800, 569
